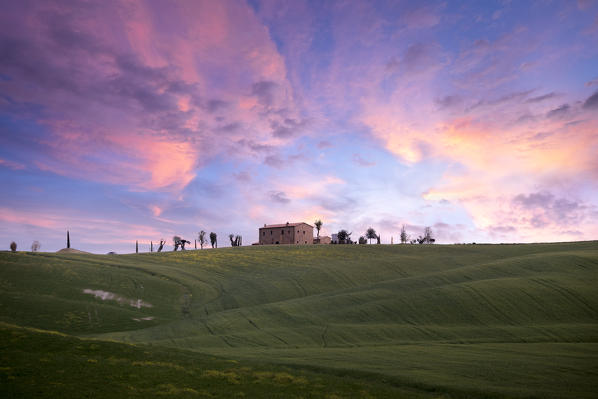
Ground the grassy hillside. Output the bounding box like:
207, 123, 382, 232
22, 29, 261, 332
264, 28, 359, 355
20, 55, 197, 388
1, 323, 430, 398
1, 242, 598, 398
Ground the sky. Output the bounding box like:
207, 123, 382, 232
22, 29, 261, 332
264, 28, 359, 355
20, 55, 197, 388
1, 0, 597, 253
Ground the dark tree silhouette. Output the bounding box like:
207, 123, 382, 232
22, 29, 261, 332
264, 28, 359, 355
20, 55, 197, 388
229, 234, 242, 247
337, 230, 352, 244
136, 240, 138, 254
67, 230, 70, 249
314, 220, 322, 238
210, 232, 217, 248
358, 236, 367, 244
424, 227, 434, 244
366, 227, 377, 244
10, 242, 17, 252
173, 236, 182, 251
157, 239, 166, 252
173, 236, 190, 251
400, 225, 408, 244
376, 234, 381, 244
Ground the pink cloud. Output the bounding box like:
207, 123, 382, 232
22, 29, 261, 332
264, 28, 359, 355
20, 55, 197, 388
0, 159, 26, 170
0, 207, 61, 229
0, 0, 299, 192
0, 206, 169, 251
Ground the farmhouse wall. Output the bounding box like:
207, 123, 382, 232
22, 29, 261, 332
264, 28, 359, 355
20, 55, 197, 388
259, 223, 314, 245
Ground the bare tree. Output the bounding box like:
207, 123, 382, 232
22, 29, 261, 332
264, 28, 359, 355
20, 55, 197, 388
415, 227, 435, 244
31, 241, 41, 252
157, 239, 166, 252
400, 225, 408, 244
366, 227, 377, 244
424, 227, 434, 244
376, 234, 381, 244
198, 231, 207, 249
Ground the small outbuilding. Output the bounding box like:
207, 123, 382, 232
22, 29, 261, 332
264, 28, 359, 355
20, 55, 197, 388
314, 236, 331, 245
259, 222, 314, 245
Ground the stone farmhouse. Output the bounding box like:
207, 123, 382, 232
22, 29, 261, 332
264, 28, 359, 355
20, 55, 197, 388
259, 222, 314, 245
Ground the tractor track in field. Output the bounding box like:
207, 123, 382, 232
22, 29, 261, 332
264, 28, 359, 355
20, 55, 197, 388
242, 312, 289, 346
533, 278, 597, 316
321, 325, 328, 347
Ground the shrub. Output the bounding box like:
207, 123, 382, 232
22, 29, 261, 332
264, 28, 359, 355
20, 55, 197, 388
10, 242, 17, 252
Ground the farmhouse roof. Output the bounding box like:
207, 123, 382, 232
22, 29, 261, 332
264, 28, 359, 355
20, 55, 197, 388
261, 222, 313, 228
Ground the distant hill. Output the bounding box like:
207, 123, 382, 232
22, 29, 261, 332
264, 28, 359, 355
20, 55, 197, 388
56, 248, 91, 254
1, 242, 597, 398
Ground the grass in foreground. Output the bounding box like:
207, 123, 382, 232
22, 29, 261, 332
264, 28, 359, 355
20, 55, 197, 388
1, 242, 598, 398
0, 323, 438, 399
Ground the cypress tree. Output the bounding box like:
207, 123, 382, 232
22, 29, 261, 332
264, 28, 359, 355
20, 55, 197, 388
151, 241, 153, 252
67, 230, 70, 249
136, 240, 138, 253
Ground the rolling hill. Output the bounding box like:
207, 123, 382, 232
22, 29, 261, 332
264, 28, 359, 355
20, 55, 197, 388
1, 242, 597, 398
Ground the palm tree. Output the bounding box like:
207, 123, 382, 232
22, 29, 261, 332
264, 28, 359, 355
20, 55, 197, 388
314, 219, 323, 238
366, 227, 377, 244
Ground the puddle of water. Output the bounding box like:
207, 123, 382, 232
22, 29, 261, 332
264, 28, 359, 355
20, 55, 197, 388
82, 289, 153, 308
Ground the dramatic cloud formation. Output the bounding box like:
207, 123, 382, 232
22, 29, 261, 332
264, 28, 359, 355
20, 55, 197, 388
1, 0, 597, 252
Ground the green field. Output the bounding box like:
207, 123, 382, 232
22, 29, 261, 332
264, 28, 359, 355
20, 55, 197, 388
1, 242, 597, 398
